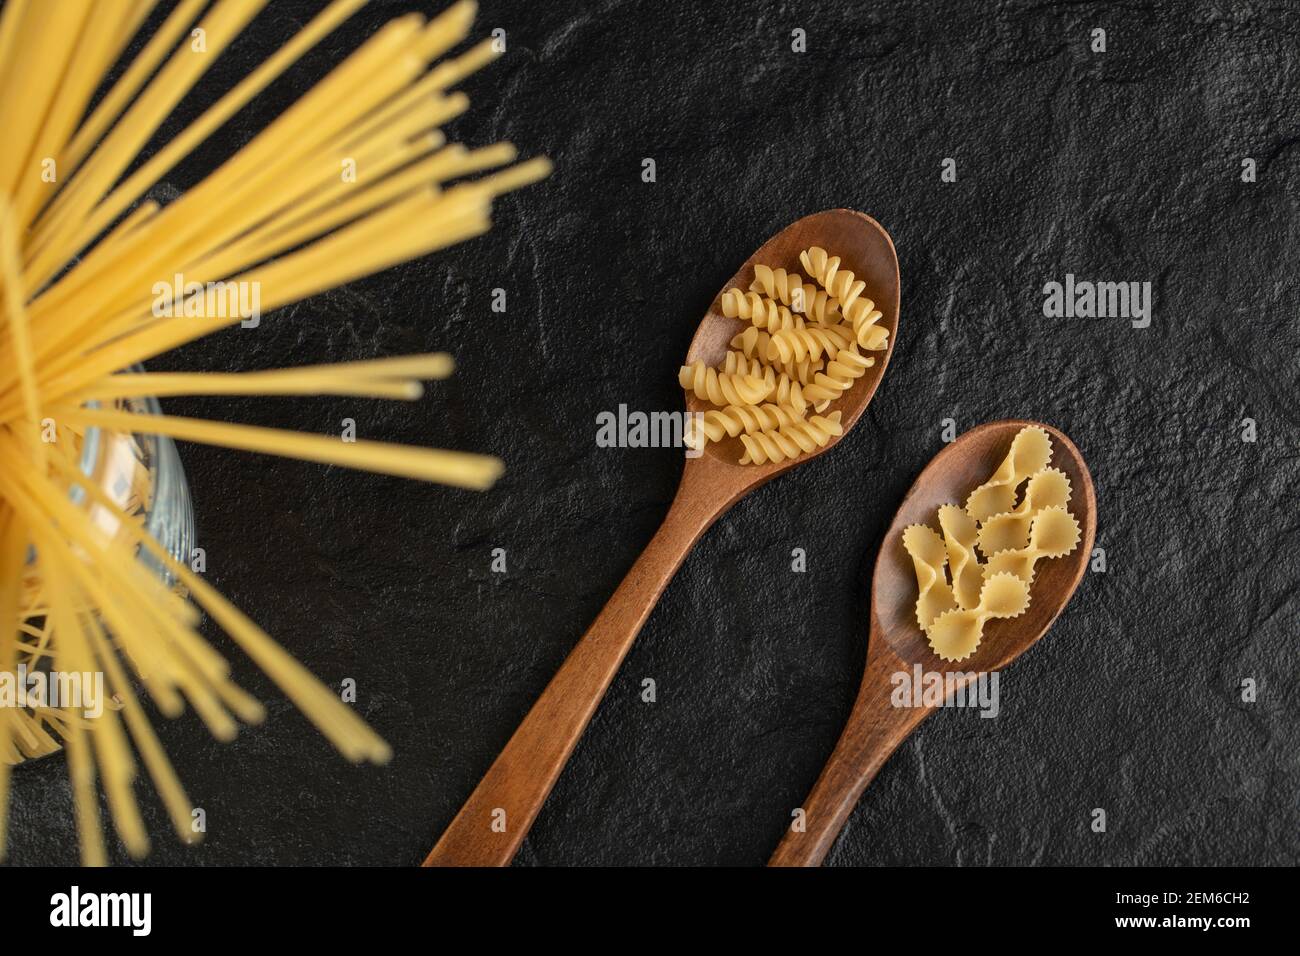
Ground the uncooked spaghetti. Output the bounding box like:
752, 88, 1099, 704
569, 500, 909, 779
0, 0, 549, 864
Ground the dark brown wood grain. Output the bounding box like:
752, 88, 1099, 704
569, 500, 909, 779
768, 419, 1097, 866
424, 210, 901, 867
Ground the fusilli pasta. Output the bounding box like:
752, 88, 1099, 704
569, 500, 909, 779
720, 289, 804, 332
694, 403, 807, 446
721, 352, 811, 415
737, 411, 843, 465
682, 246, 886, 466
678, 360, 771, 406
750, 265, 840, 323
766, 323, 855, 365
799, 246, 889, 350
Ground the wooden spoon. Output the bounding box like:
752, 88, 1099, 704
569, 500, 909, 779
768, 418, 1096, 866
425, 209, 901, 866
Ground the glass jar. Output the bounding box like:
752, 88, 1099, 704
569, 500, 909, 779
9, 391, 194, 765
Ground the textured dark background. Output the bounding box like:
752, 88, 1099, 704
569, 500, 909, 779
5, 0, 1298, 867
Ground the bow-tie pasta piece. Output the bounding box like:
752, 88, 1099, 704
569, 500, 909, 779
937, 504, 983, 609
925, 572, 1030, 662
976, 467, 1072, 555
965, 426, 1053, 523
983, 505, 1081, 584
902, 525, 957, 629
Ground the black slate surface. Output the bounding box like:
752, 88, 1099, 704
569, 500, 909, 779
5, 0, 1298, 867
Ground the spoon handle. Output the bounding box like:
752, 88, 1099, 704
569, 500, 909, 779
424, 478, 723, 867
769, 642, 930, 867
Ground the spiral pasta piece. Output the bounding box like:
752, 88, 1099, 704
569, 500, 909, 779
750, 265, 840, 323
694, 402, 807, 446
688, 251, 889, 464
800, 246, 866, 311
721, 351, 766, 378
738, 412, 843, 465
801, 370, 852, 408
678, 360, 771, 407
842, 297, 887, 350
766, 323, 854, 365
769, 372, 809, 415
780, 356, 824, 385
720, 352, 810, 415
823, 344, 875, 387
799, 246, 889, 350
720, 289, 804, 332
728, 328, 823, 384
729, 326, 772, 361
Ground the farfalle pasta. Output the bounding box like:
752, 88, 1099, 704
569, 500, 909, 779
679, 247, 886, 465
926, 573, 1031, 662
902, 525, 957, 630
977, 467, 1071, 555
937, 504, 983, 609
983, 506, 1080, 583
965, 426, 1053, 522
900, 426, 1081, 661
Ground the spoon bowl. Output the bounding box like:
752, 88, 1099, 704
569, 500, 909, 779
683, 208, 900, 483
875, 419, 1096, 673
769, 418, 1096, 866
426, 209, 900, 866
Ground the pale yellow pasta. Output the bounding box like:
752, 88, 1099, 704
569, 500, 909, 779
965, 425, 1053, 522
737, 411, 843, 465
779, 356, 824, 385
902, 525, 957, 630
800, 369, 853, 408
678, 360, 771, 407
692, 249, 889, 465
977, 467, 1072, 555
823, 345, 875, 387
730, 327, 823, 384
720, 351, 768, 379
729, 325, 772, 360
690, 402, 806, 447
0, 0, 549, 864
925, 572, 1030, 662
720, 288, 803, 332
721, 352, 810, 415
750, 265, 839, 323
799, 246, 889, 350
765, 323, 854, 365
937, 504, 983, 609
982, 505, 1081, 583
899, 427, 1083, 662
